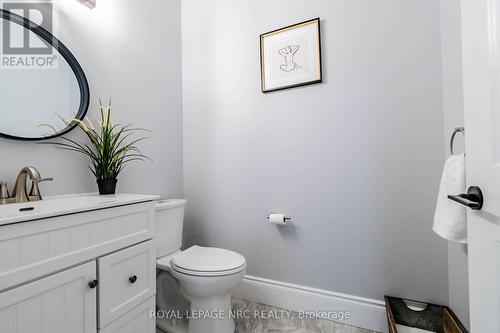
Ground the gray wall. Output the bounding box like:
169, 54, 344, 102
0, 0, 183, 199
440, 0, 470, 328
182, 0, 449, 303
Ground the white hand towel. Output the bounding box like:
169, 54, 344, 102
433, 154, 467, 243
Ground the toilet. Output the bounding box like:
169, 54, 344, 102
154, 199, 246, 333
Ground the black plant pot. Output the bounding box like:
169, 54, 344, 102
97, 179, 117, 195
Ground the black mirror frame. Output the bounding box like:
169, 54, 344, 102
0, 9, 90, 141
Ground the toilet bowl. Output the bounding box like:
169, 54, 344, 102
155, 200, 246, 333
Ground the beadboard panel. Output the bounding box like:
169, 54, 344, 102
0, 202, 155, 292
0, 261, 96, 333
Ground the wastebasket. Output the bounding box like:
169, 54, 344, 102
385, 296, 468, 333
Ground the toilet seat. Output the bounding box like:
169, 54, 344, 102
171, 245, 246, 277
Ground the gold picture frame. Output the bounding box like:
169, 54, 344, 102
260, 18, 322, 93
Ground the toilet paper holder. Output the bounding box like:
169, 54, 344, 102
267, 213, 291, 224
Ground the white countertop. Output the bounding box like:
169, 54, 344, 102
0, 193, 160, 226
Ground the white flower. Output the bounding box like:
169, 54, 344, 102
100, 107, 112, 128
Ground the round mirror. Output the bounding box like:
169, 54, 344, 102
0, 9, 89, 141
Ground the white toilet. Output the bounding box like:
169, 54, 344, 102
155, 199, 246, 333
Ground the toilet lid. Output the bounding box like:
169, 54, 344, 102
171, 246, 246, 276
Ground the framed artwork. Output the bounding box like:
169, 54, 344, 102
260, 18, 322, 93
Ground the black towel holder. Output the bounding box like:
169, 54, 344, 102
450, 127, 465, 155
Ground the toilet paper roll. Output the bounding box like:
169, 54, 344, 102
268, 213, 287, 225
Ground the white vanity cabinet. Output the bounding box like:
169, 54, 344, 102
0, 194, 158, 333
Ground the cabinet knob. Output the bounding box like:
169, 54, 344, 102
88, 279, 99, 289
129, 275, 138, 284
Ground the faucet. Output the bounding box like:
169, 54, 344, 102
9, 167, 53, 203
0, 181, 9, 204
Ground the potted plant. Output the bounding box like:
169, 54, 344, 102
46, 100, 150, 195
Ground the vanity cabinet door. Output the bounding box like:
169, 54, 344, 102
98, 240, 156, 328
0, 261, 97, 333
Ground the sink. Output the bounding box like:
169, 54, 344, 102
0, 193, 159, 226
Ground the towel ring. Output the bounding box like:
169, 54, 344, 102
450, 127, 465, 155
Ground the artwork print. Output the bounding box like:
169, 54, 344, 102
260, 18, 322, 93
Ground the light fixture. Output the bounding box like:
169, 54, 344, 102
76, 0, 96, 9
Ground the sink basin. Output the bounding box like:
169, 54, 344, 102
0, 193, 159, 226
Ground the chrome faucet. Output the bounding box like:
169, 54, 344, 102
1, 167, 53, 204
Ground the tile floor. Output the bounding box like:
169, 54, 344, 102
232, 298, 380, 333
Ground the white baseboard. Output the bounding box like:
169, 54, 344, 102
233, 275, 388, 333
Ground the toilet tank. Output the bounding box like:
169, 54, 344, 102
155, 199, 187, 258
